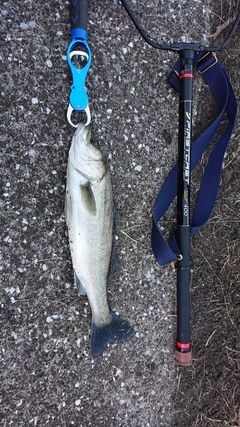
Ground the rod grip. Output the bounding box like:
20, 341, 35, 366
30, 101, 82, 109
175, 225, 192, 365
71, 0, 88, 32
175, 264, 192, 365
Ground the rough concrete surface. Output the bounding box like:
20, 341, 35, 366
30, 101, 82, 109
1, 1, 239, 426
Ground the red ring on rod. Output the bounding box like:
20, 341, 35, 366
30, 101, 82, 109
179, 72, 194, 79
176, 341, 191, 349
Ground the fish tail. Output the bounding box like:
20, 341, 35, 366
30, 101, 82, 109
90, 311, 135, 358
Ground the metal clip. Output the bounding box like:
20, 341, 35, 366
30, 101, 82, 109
197, 52, 218, 74
66, 39, 92, 127
171, 254, 183, 269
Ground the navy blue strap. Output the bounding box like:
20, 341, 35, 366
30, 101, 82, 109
152, 52, 237, 265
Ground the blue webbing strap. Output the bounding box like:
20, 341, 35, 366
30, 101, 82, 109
151, 52, 237, 265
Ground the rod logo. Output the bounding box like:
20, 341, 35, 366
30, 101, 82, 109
185, 112, 191, 184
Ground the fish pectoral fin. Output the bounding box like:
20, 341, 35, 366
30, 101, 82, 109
80, 182, 97, 216
107, 245, 121, 283
90, 311, 135, 358
74, 272, 87, 296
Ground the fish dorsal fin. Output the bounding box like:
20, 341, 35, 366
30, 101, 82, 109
80, 182, 96, 215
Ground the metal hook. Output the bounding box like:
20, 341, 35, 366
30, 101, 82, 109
67, 103, 91, 128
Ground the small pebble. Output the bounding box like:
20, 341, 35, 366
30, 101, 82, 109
46, 59, 53, 68
28, 21, 36, 28
20, 23, 29, 30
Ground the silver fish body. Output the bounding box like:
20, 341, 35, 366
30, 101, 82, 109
65, 124, 135, 357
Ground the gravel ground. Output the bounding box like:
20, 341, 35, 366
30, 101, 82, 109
1, 1, 239, 426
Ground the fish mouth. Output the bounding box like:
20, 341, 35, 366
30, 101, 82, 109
75, 122, 92, 143
76, 123, 102, 154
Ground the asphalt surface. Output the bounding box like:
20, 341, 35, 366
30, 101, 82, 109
1, 1, 239, 426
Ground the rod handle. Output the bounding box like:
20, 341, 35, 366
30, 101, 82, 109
71, 0, 88, 39
175, 225, 192, 365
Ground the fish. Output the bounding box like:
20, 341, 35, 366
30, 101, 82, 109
65, 123, 135, 357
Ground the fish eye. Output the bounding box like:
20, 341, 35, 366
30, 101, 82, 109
90, 139, 98, 147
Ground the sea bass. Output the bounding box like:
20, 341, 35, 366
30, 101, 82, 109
65, 123, 135, 357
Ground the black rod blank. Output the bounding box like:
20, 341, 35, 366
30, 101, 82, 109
71, 0, 88, 32
174, 50, 194, 365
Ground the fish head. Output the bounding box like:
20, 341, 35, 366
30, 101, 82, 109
70, 123, 107, 184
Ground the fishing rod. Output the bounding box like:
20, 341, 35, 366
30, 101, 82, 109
67, 0, 92, 127
120, 0, 240, 365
